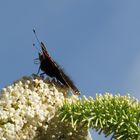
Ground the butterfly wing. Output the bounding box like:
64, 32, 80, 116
40, 42, 80, 95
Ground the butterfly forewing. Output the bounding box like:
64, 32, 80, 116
39, 42, 80, 95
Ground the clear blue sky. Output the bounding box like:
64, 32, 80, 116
0, 1, 140, 139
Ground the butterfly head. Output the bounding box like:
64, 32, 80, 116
38, 42, 50, 62
38, 52, 43, 61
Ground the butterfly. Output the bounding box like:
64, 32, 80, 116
33, 29, 80, 95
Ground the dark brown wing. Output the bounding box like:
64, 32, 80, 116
54, 61, 80, 95
40, 42, 80, 95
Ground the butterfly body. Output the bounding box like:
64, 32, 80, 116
39, 51, 66, 84
37, 42, 80, 95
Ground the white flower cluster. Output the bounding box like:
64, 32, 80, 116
0, 76, 78, 140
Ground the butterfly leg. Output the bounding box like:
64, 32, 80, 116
40, 72, 46, 78
37, 66, 41, 75
34, 58, 40, 64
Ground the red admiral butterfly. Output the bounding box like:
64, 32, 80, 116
33, 29, 80, 95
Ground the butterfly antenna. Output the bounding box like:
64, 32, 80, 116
33, 29, 42, 53
33, 43, 41, 53
33, 29, 41, 45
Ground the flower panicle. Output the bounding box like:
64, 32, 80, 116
0, 76, 79, 140
59, 93, 140, 140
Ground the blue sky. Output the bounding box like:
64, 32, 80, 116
0, 1, 140, 139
